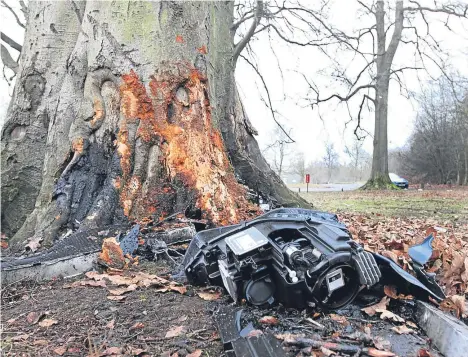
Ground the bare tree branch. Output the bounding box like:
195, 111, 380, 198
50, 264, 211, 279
310, 84, 376, 107
384, 1, 404, 66
1, 32, 22, 52
1, 44, 18, 73
1, 0, 25, 29
19, 0, 28, 22
240, 53, 295, 143
233, 0, 263, 65
404, 1, 468, 18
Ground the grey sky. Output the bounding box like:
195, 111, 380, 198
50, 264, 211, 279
1, 0, 468, 165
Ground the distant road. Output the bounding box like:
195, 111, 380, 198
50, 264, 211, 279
287, 182, 363, 192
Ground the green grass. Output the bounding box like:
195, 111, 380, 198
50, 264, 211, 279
300, 189, 468, 221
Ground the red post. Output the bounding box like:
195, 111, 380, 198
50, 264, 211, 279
305, 174, 310, 192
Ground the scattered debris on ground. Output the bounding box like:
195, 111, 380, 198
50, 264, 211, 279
2, 201, 467, 356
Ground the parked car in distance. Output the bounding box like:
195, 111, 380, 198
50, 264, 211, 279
389, 173, 409, 189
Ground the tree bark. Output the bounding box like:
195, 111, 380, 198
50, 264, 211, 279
2, 1, 306, 247
1, 1, 86, 237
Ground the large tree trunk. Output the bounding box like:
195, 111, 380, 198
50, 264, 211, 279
1, 1, 86, 238
364, 0, 403, 189
2, 1, 306, 248
367, 76, 392, 188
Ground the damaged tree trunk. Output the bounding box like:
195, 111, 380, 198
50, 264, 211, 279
2, 1, 306, 247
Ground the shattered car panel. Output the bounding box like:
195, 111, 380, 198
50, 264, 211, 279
184, 208, 445, 310
214, 306, 286, 357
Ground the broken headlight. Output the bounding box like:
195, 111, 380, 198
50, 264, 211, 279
183, 208, 381, 310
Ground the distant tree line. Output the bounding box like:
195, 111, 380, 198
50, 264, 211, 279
394, 77, 468, 185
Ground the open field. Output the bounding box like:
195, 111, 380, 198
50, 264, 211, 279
300, 188, 468, 221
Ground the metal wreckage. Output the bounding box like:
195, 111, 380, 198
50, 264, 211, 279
182, 208, 446, 357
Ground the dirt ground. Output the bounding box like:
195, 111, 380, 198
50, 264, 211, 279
1, 259, 443, 357
1, 262, 223, 357
3, 188, 466, 356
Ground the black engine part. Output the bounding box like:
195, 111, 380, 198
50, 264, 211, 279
183, 208, 382, 310
183, 208, 447, 309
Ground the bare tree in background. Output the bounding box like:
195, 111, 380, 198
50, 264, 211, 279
301, 0, 468, 188
323, 141, 339, 183
289, 152, 307, 182
263, 126, 294, 178
404, 76, 468, 184
345, 138, 369, 181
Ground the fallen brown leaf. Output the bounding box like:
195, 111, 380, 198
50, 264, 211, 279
165, 325, 186, 338
129, 348, 147, 356
275, 333, 305, 343
417, 349, 433, 357
321, 346, 335, 356
381, 250, 399, 264
106, 319, 115, 329
39, 318, 58, 328
372, 336, 391, 351
186, 349, 202, 357
11, 334, 30, 342
53, 346, 67, 356
177, 315, 188, 322
108, 284, 138, 296
107, 295, 126, 301
85, 271, 104, 280
361, 297, 390, 316
329, 313, 349, 325
130, 322, 145, 330
259, 316, 279, 325
377, 309, 405, 322
197, 291, 221, 301
246, 330, 263, 337
391, 325, 415, 334
383, 285, 413, 300
102, 346, 122, 355
33, 339, 49, 346
26, 311, 45, 325
450, 295, 466, 318
63, 280, 107, 289
169, 284, 187, 294
67, 347, 81, 353
366, 348, 396, 357
384, 285, 398, 299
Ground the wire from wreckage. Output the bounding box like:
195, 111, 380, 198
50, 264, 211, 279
284, 338, 395, 356
285, 338, 362, 354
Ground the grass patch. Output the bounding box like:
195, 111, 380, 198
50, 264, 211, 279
300, 189, 468, 221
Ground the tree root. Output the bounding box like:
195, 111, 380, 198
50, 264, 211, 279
362, 175, 397, 190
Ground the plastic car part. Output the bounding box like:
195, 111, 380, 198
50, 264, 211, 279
373, 254, 445, 301
184, 208, 381, 310
214, 306, 286, 357
408, 234, 435, 266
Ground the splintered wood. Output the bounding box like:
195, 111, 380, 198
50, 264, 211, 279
117, 67, 258, 225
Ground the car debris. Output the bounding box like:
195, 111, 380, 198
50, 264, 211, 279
118, 224, 140, 255
214, 306, 287, 357
183, 208, 445, 310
